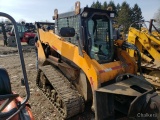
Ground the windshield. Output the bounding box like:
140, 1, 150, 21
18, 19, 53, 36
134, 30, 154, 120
11, 24, 26, 34
87, 14, 113, 63
17, 25, 26, 32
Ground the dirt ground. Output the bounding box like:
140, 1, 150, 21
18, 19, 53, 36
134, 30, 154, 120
0, 35, 93, 120
0, 38, 57, 120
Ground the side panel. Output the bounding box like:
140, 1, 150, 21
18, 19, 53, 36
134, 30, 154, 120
74, 71, 93, 101
37, 40, 46, 64
38, 29, 99, 90
38, 29, 138, 89
95, 91, 114, 120
127, 28, 137, 57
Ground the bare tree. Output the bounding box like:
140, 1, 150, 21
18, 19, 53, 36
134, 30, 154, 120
154, 8, 160, 28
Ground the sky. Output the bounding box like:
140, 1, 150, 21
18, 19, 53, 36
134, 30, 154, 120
0, 0, 160, 23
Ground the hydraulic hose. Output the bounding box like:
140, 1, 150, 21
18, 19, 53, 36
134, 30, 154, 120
122, 42, 143, 76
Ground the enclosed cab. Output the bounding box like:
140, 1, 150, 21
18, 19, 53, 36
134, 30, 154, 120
54, 6, 115, 63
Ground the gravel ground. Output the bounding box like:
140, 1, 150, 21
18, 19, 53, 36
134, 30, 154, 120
0, 38, 94, 120
0, 39, 57, 120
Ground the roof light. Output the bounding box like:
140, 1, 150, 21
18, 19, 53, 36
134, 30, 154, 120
110, 13, 115, 18
82, 12, 88, 17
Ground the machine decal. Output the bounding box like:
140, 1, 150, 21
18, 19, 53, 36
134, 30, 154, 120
112, 65, 122, 70
52, 45, 57, 51
99, 65, 122, 73
99, 63, 133, 74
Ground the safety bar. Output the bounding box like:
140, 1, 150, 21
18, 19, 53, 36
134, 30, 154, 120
0, 12, 30, 120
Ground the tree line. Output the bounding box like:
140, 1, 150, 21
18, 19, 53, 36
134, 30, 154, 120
89, 1, 143, 33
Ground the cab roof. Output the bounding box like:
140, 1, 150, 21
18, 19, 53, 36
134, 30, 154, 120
55, 7, 115, 19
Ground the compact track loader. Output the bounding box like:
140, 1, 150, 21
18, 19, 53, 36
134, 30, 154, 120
0, 12, 34, 120
35, 2, 160, 120
127, 19, 160, 92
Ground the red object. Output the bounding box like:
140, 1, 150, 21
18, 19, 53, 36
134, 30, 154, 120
21, 32, 36, 42
0, 92, 34, 120
8, 24, 36, 45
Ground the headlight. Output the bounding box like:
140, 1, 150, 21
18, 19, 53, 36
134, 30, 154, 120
82, 12, 88, 17
110, 13, 115, 18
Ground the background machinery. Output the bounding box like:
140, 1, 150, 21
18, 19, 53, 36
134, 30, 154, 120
149, 19, 160, 39
0, 12, 34, 120
127, 19, 160, 92
35, 2, 160, 120
0, 23, 8, 46
7, 23, 36, 47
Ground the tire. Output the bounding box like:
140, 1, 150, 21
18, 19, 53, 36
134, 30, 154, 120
0, 68, 11, 94
7, 36, 17, 47
28, 38, 35, 46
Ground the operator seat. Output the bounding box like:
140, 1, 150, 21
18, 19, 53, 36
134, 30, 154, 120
0, 68, 19, 120
0, 68, 12, 95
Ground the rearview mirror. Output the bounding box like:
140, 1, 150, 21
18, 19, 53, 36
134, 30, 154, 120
60, 27, 75, 37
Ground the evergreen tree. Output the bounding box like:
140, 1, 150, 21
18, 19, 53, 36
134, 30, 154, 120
116, 3, 121, 14
95, 1, 102, 9
102, 1, 107, 10
89, 1, 144, 33
131, 4, 143, 29
91, 2, 96, 8
117, 1, 132, 33
114, 3, 121, 26
108, 1, 116, 13
91, 1, 101, 9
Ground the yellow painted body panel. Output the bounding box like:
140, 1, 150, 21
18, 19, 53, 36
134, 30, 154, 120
38, 29, 99, 89
146, 33, 160, 45
91, 60, 126, 82
152, 31, 160, 39
37, 40, 46, 63
99, 61, 125, 83
127, 27, 160, 62
38, 29, 136, 90
140, 52, 152, 62
127, 28, 137, 57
